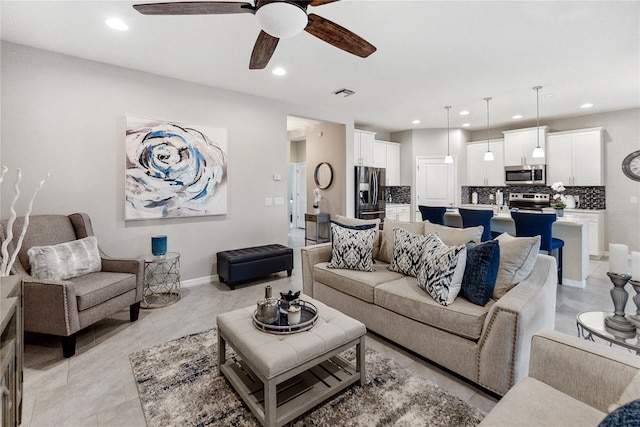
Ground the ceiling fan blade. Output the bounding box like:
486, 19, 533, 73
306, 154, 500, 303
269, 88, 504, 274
133, 2, 255, 15
304, 13, 376, 58
250, 31, 280, 69
309, 0, 340, 6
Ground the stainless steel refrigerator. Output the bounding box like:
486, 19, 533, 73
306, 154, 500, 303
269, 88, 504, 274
355, 166, 386, 220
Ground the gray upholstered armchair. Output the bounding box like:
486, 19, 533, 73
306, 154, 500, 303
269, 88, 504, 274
1, 213, 143, 357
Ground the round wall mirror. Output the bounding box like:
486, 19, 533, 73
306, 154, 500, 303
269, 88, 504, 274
314, 162, 334, 189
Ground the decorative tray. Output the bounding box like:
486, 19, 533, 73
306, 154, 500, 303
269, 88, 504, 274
253, 300, 318, 335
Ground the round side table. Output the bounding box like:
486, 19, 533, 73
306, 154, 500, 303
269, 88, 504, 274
141, 252, 181, 309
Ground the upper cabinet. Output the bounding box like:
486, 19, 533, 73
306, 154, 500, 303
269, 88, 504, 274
503, 126, 548, 166
547, 128, 604, 186
467, 140, 505, 186
354, 130, 376, 166
375, 140, 401, 186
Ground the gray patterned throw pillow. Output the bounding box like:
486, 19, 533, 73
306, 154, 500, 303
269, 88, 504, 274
417, 234, 467, 306
28, 236, 102, 280
389, 227, 429, 277
327, 222, 376, 272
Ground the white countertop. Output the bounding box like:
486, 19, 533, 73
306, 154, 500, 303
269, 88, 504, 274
386, 203, 410, 207
459, 204, 605, 214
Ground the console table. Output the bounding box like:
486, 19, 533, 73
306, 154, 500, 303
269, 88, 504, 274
1, 275, 23, 426
304, 213, 330, 244
141, 252, 181, 308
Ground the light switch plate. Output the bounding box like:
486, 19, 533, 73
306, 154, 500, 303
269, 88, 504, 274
274, 197, 284, 206
273, 174, 282, 181
631, 196, 638, 205
264, 197, 273, 206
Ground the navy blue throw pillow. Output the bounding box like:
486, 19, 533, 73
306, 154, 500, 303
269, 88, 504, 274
599, 399, 640, 427
461, 240, 500, 306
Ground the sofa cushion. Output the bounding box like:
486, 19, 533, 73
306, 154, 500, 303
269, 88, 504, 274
27, 236, 102, 281
461, 240, 500, 306
389, 227, 429, 277
493, 233, 541, 299
374, 276, 492, 340
334, 215, 381, 259
478, 377, 606, 426
379, 218, 424, 264
417, 234, 467, 306
314, 261, 404, 304
327, 222, 376, 272
423, 221, 483, 246
73, 271, 137, 311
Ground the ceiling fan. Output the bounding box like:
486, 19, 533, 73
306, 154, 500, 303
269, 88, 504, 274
133, 0, 377, 69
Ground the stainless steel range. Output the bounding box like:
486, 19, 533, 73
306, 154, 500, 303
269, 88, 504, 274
508, 193, 550, 211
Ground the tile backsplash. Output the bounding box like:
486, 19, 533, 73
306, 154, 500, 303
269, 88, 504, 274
461, 186, 606, 210
386, 186, 411, 204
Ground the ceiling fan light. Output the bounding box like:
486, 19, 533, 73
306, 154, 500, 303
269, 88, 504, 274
256, 1, 308, 39
484, 150, 494, 161
532, 146, 545, 158
444, 155, 454, 164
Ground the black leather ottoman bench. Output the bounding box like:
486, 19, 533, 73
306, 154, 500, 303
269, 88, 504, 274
217, 244, 294, 290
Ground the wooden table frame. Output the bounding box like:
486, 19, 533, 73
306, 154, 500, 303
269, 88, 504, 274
218, 329, 365, 427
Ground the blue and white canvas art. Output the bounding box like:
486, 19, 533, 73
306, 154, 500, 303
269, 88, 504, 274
125, 117, 227, 220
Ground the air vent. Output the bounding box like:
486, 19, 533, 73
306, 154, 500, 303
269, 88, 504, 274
333, 88, 355, 97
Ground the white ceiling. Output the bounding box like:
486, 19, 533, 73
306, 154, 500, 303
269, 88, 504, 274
2, 1, 639, 133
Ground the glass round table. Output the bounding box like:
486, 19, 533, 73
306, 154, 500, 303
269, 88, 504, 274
576, 311, 640, 355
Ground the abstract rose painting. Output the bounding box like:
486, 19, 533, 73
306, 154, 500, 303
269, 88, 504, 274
125, 117, 227, 220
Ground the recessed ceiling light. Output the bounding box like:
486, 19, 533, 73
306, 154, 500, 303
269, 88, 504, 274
412, 119, 421, 124
461, 123, 470, 127
272, 67, 286, 76
512, 114, 523, 119
459, 110, 470, 116
580, 103, 594, 109
546, 94, 555, 98
105, 17, 128, 31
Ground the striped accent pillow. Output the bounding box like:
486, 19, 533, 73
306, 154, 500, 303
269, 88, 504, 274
28, 236, 102, 280
417, 234, 467, 305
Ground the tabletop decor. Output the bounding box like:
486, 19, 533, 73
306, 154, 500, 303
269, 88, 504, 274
312, 187, 322, 214
628, 251, 640, 332
606, 244, 635, 332
550, 181, 566, 216
125, 117, 228, 220
151, 234, 167, 258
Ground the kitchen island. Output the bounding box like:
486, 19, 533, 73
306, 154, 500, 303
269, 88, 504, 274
443, 209, 589, 288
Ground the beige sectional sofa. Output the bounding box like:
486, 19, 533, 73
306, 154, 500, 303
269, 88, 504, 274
480, 329, 640, 426
301, 220, 558, 396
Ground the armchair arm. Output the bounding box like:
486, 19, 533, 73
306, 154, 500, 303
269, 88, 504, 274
477, 254, 557, 395
300, 243, 332, 297
529, 329, 640, 413
23, 276, 80, 337
101, 257, 144, 301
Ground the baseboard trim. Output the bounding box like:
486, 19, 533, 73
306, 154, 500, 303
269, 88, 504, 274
561, 278, 586, 288
181, 275, 218, 288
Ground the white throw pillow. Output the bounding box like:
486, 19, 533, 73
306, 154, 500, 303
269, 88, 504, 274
417, 234, 467, 305
28, 236, 102, 280
493, 233, 541, 299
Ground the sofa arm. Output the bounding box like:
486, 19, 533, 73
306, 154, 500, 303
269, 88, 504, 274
477, 254, 557, 395
300, 243, 332, 297
101, 257, 144, 301
529, 329, 640, 413
23, 277, 80, 337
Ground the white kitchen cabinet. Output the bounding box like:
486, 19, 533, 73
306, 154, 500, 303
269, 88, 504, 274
374, 140, 401, 186
503, 126, 548, 166
354, 130, 376, 166
566, 209, 605, 259
373, 141, 386, 168
466, 140, 505, 186
386, 204, 410, 222
547, 128, 604, 186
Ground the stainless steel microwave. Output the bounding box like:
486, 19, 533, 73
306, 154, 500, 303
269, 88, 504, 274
504, 165, 546, 185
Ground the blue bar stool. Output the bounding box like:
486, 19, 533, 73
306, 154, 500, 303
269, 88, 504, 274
511, 212, 564, 284
418, 205, 447, 225
458, 208, 494, 241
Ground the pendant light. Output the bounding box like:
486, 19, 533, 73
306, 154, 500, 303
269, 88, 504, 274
532, 85, 545, 158
483, 97, 494, 161
444, 106, 454, 164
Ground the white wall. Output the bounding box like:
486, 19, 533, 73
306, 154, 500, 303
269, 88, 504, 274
1, 42, 353, 280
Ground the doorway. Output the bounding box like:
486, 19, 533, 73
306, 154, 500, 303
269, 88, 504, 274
290, 162, 306, 229
415, 156, 456, 218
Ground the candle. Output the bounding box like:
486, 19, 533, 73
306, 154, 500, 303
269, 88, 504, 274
609, 244, 629, 275
632, 251, 640, 280
288, 305, 301, 325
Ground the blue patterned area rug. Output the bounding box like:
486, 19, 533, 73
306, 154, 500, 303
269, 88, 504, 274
129, 328, 485, 426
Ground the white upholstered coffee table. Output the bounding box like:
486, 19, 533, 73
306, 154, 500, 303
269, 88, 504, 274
216, 295, 366, 427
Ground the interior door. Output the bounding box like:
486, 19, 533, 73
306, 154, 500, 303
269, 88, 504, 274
416, 157, 456, 212
295, 163, 306, 229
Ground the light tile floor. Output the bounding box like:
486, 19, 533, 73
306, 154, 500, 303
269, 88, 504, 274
20, 228, 617, 426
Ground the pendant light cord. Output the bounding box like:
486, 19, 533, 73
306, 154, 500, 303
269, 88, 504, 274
445, 106, 451, 155
485, 97, 491, 151
534, 86, 542, 149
